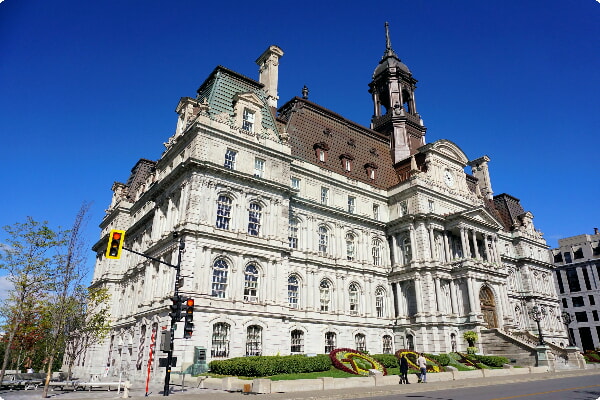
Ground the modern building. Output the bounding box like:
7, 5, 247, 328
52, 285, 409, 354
79, 25, 567, 382
551, 229, 600, 350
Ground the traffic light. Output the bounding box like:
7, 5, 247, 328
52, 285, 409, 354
182, 298, 194, 339
169, 295, 182, 321
106, 230, 125, 259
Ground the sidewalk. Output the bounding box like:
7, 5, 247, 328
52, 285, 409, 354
2, 369, 600, 400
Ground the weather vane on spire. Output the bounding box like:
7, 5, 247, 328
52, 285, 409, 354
382, 22, 398, 60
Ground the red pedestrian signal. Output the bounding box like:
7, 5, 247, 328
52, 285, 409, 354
106, 230, 125, 259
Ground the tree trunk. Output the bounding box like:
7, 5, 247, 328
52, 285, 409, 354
41, 353, 54, 398
0, 326, 17, 383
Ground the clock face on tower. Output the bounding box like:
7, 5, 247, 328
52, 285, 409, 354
443, 169, 455, 188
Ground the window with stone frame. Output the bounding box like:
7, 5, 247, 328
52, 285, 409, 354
216, 195, 232, 230
365, 162, 378, 180
291, 330, 304, 353
348, 196, 355, 213
349, 283, 360, 315
373, 204, 380, 220
321, 187, 329, 205
288, 217, 299, 249
224, 149, 237, 169
340, 153, 354, 172
243, 264, 259, 302
566, 267, 581, 292
382, 335, 393, 354
375, 287, 385, 317
402, 237, 412, 264
288, 275, 300, 308
574, 247, 584, 259
248, 202, 262, 236
211, 322, 230, 358
242, 108, 255, 132
254, 158, 265, 178
324, 332, 336, 354
346, 233, 356, 261
211, 259, 229, 298
291, 177, 300, 189
318, 226, 329, 256
372, 238, 382, 266
313, 142, 329, 163
355, 333, 366, 352
320, 279, 331, 312
246, 325, 262, 356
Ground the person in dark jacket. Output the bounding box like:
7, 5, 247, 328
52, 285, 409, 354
398, 353, 409, 384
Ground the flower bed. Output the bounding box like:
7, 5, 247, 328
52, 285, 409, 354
329, 348, 387, 376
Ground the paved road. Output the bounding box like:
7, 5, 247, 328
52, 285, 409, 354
1, 369, 599, 400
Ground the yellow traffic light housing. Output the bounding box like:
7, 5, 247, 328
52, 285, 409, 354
106, 229, 125, 259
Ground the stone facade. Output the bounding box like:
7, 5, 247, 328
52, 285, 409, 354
551, 230, 600, 350
77, 29, 566, 383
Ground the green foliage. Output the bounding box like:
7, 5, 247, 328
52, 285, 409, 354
470, 355, 509, 367
466, 347, 477, 355
463, 331, 478, 344
427, 353, 451, 366
209, 354, 332, 377
370, 354, 398, 368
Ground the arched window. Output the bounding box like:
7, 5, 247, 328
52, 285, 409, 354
246, 325, 262, 356
320, 279, 331, 311
288, 275, 299, 308
291, 330, 304, 353
248, 203, 262, 236
406, 333, 414, 351
349, 283, 359, 315
375, 287, 385, 317
288, 218, 299, 249
355, 333, 366, 352
244, 264, 259, 302
211, 322, 230, 358
346, 233, 355, 260
318, 226, 329, 256
406, 284, 417, 316
211, 259, 229, 298
325, 331, 336, 353
216, 195, 232, 229
372, 238, 382, 266
382, 335, 393, 354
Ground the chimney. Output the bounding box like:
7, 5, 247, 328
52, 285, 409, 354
256, 45, 284, 108
594, 227, 598, 235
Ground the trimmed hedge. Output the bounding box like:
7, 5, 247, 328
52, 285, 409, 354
370, 354, 399, 368
209, 354, 332, 377
469, 354, 509, 367
427, 353, 451, 366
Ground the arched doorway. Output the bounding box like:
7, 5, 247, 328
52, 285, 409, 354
479, 286, 498, 328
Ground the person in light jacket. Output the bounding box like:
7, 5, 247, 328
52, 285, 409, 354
417, 353, 427, 383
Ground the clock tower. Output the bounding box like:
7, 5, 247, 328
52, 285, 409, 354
369, 22, 427, 164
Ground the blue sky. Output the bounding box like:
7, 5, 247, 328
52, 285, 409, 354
1, 0, 598, 286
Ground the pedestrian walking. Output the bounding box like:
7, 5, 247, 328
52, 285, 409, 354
398, 353, 409, 384
417, 353, 427, 383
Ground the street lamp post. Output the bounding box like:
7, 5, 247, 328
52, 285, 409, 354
561, 312, 574, 346
528, 305, 547, 346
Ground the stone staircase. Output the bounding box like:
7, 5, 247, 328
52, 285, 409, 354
480, 329, 538, 366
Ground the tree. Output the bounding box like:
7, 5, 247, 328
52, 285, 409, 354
0, 217, 64, 384
62, 287, 111, 380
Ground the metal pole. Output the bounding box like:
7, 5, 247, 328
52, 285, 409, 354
535, 319, 545, 345
163, 235, 185, 396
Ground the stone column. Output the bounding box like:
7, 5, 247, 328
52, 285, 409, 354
414, 274, 423, 314
460, 227, 469, 258
434, 277, 442, 313
449, 280, 458, 314
467, 277, 477, 314
391, 234, 399, 265
443, 231, 451, 262
409, 224, 418, 260
428, 225, 436, 261
471, 230, 480, 259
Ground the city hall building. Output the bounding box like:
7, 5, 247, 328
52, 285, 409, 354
81, 26, 566, 382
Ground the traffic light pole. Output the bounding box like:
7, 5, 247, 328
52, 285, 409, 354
121, 233, 184, 397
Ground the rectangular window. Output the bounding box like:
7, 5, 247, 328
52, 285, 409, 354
589, 295, 596, 306
582, 267, 592, 290
291, 177, 300, 189
373, 204, 380, 220
224, 149, 237, 169
572, 296, 585, 307
254, 158, 265, 178
575, 311, 588, 322
574, 248, 584, 259
318, 149, 326, 162
556, 271, 565, 294
593, 310, 599, 321
344, 159, 352, 172
564, 252, 572, 264
348, 196, 355, 213
566, 268, 581, 292
428, 200, 435, 213
554, 252, 563, 263
242, 108, 255, 132
562, 298, 568, 308
399, 201, 408, 216
593, 245, 600, 256
321, 187, 329, 205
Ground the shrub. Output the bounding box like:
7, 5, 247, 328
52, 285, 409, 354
471, 355, 509, 367
208, 354, 331, 377
463, 331, 478, 346
427, 353, 450, 366
371, 354, 399, 368
466, 347, 477, 355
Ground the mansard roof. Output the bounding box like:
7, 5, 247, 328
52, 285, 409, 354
278, 97, 400, 189
195, 65, 279, 135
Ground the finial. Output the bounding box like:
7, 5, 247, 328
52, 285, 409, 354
302, 85, 309, 99
382, 21, 398, 60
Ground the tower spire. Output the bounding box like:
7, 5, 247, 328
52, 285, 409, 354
383, 21, 398, 60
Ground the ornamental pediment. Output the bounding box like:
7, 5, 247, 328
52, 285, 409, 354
233, 92, 264, 108
420, 139, 469, 166
448, 206, 504, 230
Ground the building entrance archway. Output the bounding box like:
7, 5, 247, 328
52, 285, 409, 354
479, 286, 498, 328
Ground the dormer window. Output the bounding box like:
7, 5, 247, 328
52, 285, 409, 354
340, 154, 354, 172
313, 142, 330, 163
242, 108, 255, 132
365, 162, 378, 180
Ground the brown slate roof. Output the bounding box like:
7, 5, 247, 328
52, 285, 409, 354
278, 97, 400, 189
